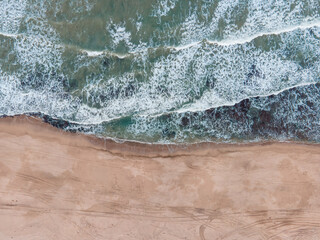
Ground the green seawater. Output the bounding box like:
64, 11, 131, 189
1, 0, 320, 143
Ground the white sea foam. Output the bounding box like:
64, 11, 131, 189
1, 26, 320, 126
208, 19, 320, 46
81, 19, 320, 54
70, 19, 320, 65
69, 27, 320, 124
0, 32, 18, 38
1, 0, 320, 141
151, 0, 179, 17
107, 20, 133, 50
172, 20, 320, 51
0, 70, 78, 119
0, 0, 27, 34
175, 82, 318, 114
180, 0, 320, 45
2, 18, 320, 57
84, 50, 104, 57
14, 34, 63, 72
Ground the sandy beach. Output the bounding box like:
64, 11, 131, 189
0, 116, 320, 240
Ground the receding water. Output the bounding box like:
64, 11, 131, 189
1, 0, 320, 143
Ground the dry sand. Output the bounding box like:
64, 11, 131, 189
0, 116, 320, 240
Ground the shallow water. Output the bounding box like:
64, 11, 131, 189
1, 0, 320, 143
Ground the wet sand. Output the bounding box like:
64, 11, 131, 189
0, 116, 320, 240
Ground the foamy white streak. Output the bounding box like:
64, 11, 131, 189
10, 82, 315, 126
2, 20, 320, 55
177, 20, 320, 49
175, 82, 318, 114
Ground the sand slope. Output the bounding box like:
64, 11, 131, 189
0, 116, 320, 240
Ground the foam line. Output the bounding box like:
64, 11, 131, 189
206, 20, 320, 46
0, 32, 130, 59
6, 81, 316, 126
146, 82, 319, 118
0, 32, 18, 38
79, 19, 320, 53
1, 19, 320, 56
82, 49, 128, 59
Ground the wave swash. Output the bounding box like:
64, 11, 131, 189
1, 0, 320, 143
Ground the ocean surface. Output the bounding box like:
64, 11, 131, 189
1, 0, 320, 143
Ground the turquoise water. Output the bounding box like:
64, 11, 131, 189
1, 0, 320, 143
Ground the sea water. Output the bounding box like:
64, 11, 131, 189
0, 0, 320, 143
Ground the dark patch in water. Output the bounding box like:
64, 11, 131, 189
245, 64, 262, 85
102, 57, 110, 68
162, 128, 176, 139
124, 82, 136, 97
205, 75, 216, 89
42, 115, 71, 129
21, 72, 48, 90
181, 116, 190, 126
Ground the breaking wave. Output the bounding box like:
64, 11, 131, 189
1, 0, 320, 143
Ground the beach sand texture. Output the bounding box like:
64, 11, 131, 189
0, 116, 320, 240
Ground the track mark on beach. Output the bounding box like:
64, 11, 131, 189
216, 209, 320, 240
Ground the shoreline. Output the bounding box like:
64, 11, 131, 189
1, 114, 318, 154
1, 115, 320, 239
